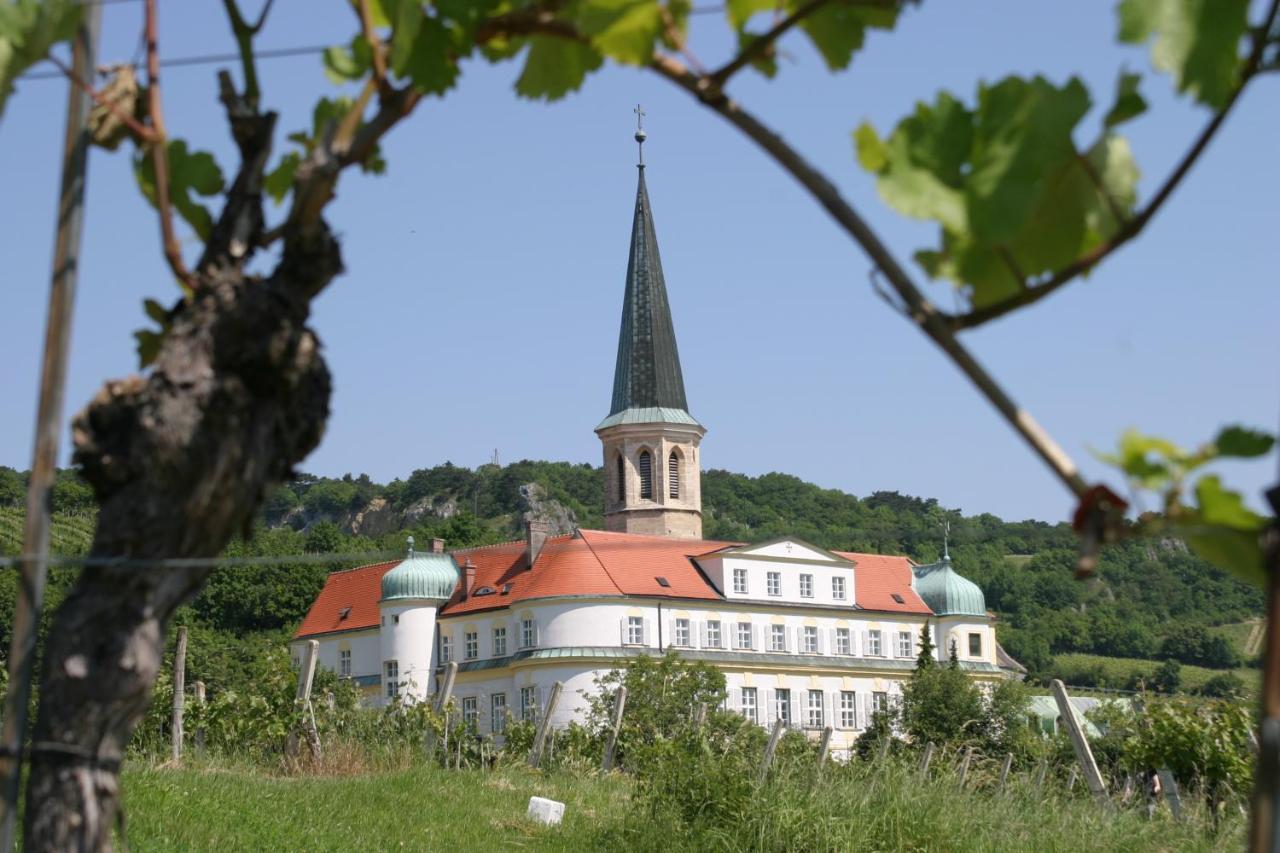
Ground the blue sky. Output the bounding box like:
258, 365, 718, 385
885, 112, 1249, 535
1, 0, 1276, 524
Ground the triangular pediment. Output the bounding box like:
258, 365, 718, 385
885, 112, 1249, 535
718, 537, 850, 564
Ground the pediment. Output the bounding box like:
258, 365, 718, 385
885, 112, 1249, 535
720, 538, 850, 564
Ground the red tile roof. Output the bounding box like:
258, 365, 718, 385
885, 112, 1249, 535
293, 560, 397, 638
833, 550, 931, 614
295, 532, 933, 638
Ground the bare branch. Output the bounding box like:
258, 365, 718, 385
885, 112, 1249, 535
144, 0, 195, 288
357, 0, 388, 88
661, 6, 706, 76
949, 0, 1280, 332
707, 0, 828, 88
221, 0, 272, 108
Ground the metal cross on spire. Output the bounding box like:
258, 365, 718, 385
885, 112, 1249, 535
634, 103, 647, 167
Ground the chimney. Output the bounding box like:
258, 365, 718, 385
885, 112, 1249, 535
526, 520, 551, 569
430, 538, 445, 554
463, 558, 476, 599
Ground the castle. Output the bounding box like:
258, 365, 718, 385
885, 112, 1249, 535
293, 134, 1018, 750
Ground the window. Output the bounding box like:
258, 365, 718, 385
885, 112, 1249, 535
520, 686, 537, 721
832, 576, 846, 600
767, 571, 781, 596
969, 632, 982, 657
393, 614, 400, 624
803, 625, 818, 654
775, 689, 791, 725
493, 626, 507, 657
840, 691, 857, 729
440, 635, 452, 663
732, 568, 748, 594
799, 574, 814, 598
897, 631, 913, 659
674, 618, 691, 647
491, 693, 507, 734
462, 696, 478, 729
627, 615, 645, 645
464, 631, 478, 660
891, 593, 905, 604
872, 691, 888, 713
741, 687, 758, 723
867, 630, 883, 656
770, 624, 787, 652
668, 450, 680, 498
807, 690, 824, 728
835, 627, 851, 655
384, 660, 399, 699
339, 649, 351, 678
706, 620, 722, 649
736, 621, 753, 650
638, 450, 653, 499
520, 618, 536, 649
616, 453, 625, 502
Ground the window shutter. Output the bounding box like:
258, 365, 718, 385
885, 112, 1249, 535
478, 693, 489, 733
667, 618, 675, 648
701, 620, 710, 648
752, 625, 761, 651
644, 618, 653, 646
620, 618, 627, 645
816, 628, 825, 655
862, 631, 870, 655
860, 693, 870, 729
907, 632, 915, 659
765, 690, 776, 725
535, 621, 541, 647
728, 687, 739, 711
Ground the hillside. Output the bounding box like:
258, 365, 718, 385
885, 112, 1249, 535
0, 461, 1263, 688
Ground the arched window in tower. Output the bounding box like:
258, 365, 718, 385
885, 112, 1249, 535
638, 450, 653, 500
668, 450, 680, 499
615, 453, 625, 503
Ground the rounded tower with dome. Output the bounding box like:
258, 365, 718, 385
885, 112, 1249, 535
378, 537, 459, 704
912, 552, 996, 667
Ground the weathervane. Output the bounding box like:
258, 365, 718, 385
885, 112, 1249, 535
940, 519, 951, 561
634, 103, 646, 167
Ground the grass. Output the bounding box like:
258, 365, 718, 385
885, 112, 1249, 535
1215, 619, 1264, 658
1054, 652, 1259, 693
116, 753, 1243, 852
120, 760, 629, 851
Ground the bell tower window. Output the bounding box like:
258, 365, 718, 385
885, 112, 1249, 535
668, 450, 680, 499
638, 450, 653, 500
615, 453, 625, 502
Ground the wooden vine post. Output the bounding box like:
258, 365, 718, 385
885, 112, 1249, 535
170, 626, 188, 764
998, 753, 1013, 794
194, 681, 206, 756
758, 719, 786, 784
956, 745, 974, 790
919, 742, 936, 777
426, 661, 457, 757
527, 681, 562, 769
1050, 680, 1108, 805
601, 686, 627, 773
285, 639, 320, 761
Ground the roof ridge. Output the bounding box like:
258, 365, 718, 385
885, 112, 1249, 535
450, 538, 526, 554
326, 559, 399, 576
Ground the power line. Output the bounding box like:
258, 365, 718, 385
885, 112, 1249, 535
20, 44, 331, 81
0, 550, 402, 572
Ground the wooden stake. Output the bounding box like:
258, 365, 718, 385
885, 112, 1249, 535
170, 626, 188, 764
1034, 758, 1048, 791
601, 686, 627, 772
1050, 679, 1108, 805
877, 735, 891, 763
285, 640, 320, 760
426, 661, 457, 756
919, 742, 936, 777
815, 727, 833, 778
956, 745, 973, 790
998, 753, 1013, 793
194, 681, 206, 756
0, 7, 102, 845
1067, 767, 1078, 792
527, 681, 563, 769
694, 702, 707, 731
1157, 768, 1183, 822
758, 718, 786, 784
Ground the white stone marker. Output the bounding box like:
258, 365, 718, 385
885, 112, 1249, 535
527, 796, 565, 826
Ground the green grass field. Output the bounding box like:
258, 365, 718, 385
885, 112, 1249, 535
1054, 651, 1259, 693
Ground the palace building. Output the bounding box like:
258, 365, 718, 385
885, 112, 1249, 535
293, 133, 1019, 750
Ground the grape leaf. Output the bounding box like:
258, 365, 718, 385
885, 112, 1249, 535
578, 0, 664, 66
1103, 70, 1147, 128
798, 0, 897, 71
725, 0, 773, 30
264, 151, 301, 204
1214, 425, 1275, 458
133, 140, 226, 242
516, 36, 604, 101
1118, 0, 1249, 109
0, 0, 81, 118
323, 37, 371, 84
404, 14, 459, 95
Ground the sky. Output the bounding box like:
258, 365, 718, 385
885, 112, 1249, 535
1, 0, 1276, 525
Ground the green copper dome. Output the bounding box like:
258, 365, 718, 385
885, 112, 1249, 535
912, 556, 986, 617
380, 552, 459, 602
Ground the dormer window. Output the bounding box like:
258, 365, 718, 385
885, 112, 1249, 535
891, 593, 905, 604
655, 576, 671, 588
338, 606, 351, 620
473, 586, 495, 597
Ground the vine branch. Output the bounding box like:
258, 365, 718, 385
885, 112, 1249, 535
143, 0, 194, 288
948, 0, 1280, 332
707, 0, 828, 88
45, 55, 156, 145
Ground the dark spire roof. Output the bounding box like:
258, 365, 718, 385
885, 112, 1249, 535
606, 166, 691, 418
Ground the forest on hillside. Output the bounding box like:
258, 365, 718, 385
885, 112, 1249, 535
0, 461, 1262, 691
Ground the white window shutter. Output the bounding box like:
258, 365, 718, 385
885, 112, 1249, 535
644, 618, 653, 646
907, 632, 915, 659
765, 690, 776, 725
478, 693, 489, 733
619, 618, 626, 645
535, 622, 541, 647
667, 618, 675, 647
816, 629, 825, 655
753, 624, 761, 651
729, 687, 740, 711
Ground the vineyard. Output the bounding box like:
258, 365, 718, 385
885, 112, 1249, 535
0, 506, 95, 556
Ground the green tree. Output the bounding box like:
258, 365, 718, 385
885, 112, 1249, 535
1153, 658, 1183, 694
304, 520, 344, 554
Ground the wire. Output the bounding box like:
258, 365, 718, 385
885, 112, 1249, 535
20, 44, 332, 80
0, 550, 402, 571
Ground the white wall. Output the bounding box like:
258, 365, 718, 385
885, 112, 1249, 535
379, 600, 439, 704
698, 552, 856, 608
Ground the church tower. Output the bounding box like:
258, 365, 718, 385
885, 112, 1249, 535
595, 112, 705, 539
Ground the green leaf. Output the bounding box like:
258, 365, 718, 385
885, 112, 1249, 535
853, 122, 887, 172
515, 36, 604, 101
386, 0, 423, 78
578, 0, 664, 66
1214, 425, 1275, 459
322, 38, 370, 84
404, 15, 459, 95
1184, 526, 1265, 586
1195, 474, 1266, 531
1117, 0, 1249, 108
1103, 70, 1148, 128
734, 29, 779, 78
725, 0, 773, 30
798, 0, 897, 71
0, 0, 81, 118
264, 151, 301, 204
133, 329, 164, 368
142, 298, 168, 325
132, 140, 225, 242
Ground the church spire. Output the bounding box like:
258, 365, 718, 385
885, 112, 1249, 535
606, 118, 690, 419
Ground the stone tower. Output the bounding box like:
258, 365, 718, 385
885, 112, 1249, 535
595, 133, 705, 539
